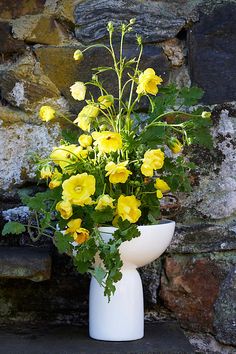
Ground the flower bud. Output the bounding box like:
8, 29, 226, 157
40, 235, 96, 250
201, 111, 211, 119
92, 74, 98, 82
130, 18, 136, 25
40, 165, 53, 179
73, 49, 84, 62
39, 106, 56, 122
107, 21, 114, 33
168, 137, 183, 154
98, 95, 114, 109
136, 35, 142, 46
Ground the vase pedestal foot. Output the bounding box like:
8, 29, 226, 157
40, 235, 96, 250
89, 268, 144, 341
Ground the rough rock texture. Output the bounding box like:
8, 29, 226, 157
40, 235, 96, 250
12, 15, 69, 45
0, 0, 46, 20
169, 223, 236, 253
179, 109, 236, 221
0, 253, 89, 326
0, 54, 60, 111
160, 255, 229, 332
0, 122, 61, 192
213, 267, 236, 346
74, 0, 200, 44
0, 247, 51, 281
0, 21, 25, 54
189, 3, 236, 104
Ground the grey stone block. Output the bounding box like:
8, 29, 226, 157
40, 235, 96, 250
0, 247, 51, 281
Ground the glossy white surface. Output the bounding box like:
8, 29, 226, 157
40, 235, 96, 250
89, 221, 175, 341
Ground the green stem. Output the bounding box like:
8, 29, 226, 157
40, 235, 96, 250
58, 113, 80, 128
82, 44, 112, 55
147, 111, 201, 128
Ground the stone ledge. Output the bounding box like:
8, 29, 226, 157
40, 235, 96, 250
0, 322, 194, 354
0, 247, 51, 281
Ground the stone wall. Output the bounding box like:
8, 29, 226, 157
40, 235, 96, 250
0, 1, 236, 352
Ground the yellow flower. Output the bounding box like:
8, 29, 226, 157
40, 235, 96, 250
154, 178, 170, 193
74, 105, 99, 131
95, 194, 115, 211
78, 134, 93, 148
62, 173, 95, 206
39, 106, 55, 122
105, 161, 132, 184
73, 49, 84, 62
140, 164, 154, 177
50, 144, 81, 170
168, 137, 183, 154
56, 200, 73, 219
156, 190, 163, 199
98, 95, 114, 109
141, 149, 165, 177
70, 82, 86, 101
136, 68, 163, 96
49, 169, 62, 189
92, 131, 122, 153
65, 218, 89, 244
117, 195, 141, 223
201, 111, 211, 119
40, 165, 52, 179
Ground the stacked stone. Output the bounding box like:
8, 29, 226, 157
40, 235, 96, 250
0, 1, 235, 352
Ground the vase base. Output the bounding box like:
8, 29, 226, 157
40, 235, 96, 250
89, 334, 144, 342
89, 269, 144, 341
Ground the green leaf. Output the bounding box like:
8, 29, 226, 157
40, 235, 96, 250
2, 222, 26, 236
73, 258, 90, 274
20, 189, 61, 212
91, 207, 114, 224
53, 231, 73, 254
61, 128, 78, 144
141, 126, 165, 147
92, 266, 106, 285
179, 86, 204, 106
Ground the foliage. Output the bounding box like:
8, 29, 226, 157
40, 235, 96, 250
2, 19, 212, 299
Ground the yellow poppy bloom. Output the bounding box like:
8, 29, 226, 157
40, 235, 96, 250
92, 131, 122, 153
141, 149, 165, 177
70, 81, 86, 100
105, 161, 132, 184
65, 218, 89, 244
95, 194, 115, 211
50, 144, 81, 170
117, 195, 141, 223
62, 173, 95, 206
56, 200, 73, 219
74, 105, 99, 131
136, 68, 163, 95
39, 106, 55, 122
78, 134, 93, 148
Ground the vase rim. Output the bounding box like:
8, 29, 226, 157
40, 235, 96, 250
98, 219, 175, 233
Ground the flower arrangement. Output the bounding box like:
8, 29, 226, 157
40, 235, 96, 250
3, 20, 212, 298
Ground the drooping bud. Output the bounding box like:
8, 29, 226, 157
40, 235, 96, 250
168, 137, 183, 154
73, 49, 84, 62
201, 111, 211, 119
107, 21, 114, 33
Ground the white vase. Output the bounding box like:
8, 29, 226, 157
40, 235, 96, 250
89, 220, 175, 341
